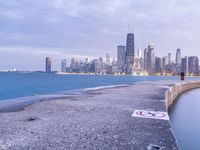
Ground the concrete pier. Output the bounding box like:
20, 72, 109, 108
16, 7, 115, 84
0, 80, 200, 150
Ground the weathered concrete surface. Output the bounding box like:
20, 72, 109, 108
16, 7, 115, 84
0, 81, 180, 150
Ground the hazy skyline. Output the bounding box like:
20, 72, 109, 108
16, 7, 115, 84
0, 0, 200, 71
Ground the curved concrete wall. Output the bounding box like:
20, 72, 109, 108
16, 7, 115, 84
165, 81, 200, 108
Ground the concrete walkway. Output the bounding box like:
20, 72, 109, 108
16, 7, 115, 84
0, 81, 179, 150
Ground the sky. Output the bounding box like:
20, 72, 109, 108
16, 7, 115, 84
0, 0, 200, 71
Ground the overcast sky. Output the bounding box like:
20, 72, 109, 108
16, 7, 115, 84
0, 0, 200, 71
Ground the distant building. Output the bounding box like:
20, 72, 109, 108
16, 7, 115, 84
61, 59, 67, 72
125, 33, 135, 74
117, 45, 126, 66
137, 49, 142, 58
45, 57, 51, 73
162, 56, 167, 73
176, 49, 181, 65
144, 48, 148, 70
155, 57, 162, 74
168, 53, 172, 65
188, 56, 199, 75
106, 53, 111, 65
165, 64, 173, 74
70, 58, 75, 69
181, 57, 188, 74
146, 43, 155, 74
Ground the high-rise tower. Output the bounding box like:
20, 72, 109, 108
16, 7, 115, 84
61, 59, 67, 72
168, 53, 172, 65
117, 45, 126, 66
45, 57, 51, 73
146, 43, 155, 74
125, 33, 135, 73
176, 49, 181, 65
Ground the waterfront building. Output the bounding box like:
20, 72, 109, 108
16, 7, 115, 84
98, 57, 104, 73
125, 33, 135, 74
70, 58, 75, 69
144, 48, 148, 70
168, 53, 172, 65
162, 56, 167, 74
146, 43, 155, 74
181, 57, 188, 74
106, 53, 111, 65
45, 57, 51, 73
165, 64, 173, 74
117, 45, 126, 73
155, 57, 162, 74
137, 49, 142, 58
61, 59, 67, 72
188, 56, 199, 75
117, 46, 126, 66
176, 49, 181, 65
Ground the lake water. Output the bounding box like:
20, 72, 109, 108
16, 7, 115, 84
0, 72, 180, 101
170, 88, 200, 150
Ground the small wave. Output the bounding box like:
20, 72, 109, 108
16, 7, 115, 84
82, 84, 128, 92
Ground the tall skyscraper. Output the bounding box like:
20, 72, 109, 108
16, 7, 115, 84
146, 43, 155, 74
155, 57, 162, 73
70, 58, 75, 69
181, 57, 188, 74
162, 56, 167, 73
176, 49, 181, 65
188, 56, 199, 75
106, 53, 111, 65
117, 45, 126, 66
168, 53, 172, 65
125, 33, 135, 73
61, 59, 67, 72
137, 49, 142, 58
45, 57, 51, 73
144, 48, 148, 70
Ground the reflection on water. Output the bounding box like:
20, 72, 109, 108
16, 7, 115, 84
169, 88, 200, 150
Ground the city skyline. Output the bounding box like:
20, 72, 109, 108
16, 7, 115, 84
0, 0, 200, 71
43, 33, 199, 76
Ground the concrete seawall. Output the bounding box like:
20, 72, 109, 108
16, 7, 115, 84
166, 81, 200, 108
1, 80, 200, 149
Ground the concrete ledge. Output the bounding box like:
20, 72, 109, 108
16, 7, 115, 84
166, 81, 200, 108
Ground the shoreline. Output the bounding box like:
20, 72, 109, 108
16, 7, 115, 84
0, 84, 130, 113
1, 80, 200, 149
0, 80, 180, 149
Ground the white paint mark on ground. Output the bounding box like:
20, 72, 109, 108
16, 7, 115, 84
132, 110, 169, 120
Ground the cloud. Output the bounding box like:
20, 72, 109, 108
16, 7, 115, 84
0, 0, 200, 70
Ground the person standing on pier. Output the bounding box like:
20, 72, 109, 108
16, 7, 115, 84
180, 72, 185, 80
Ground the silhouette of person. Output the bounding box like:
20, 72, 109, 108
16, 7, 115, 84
180, 72, 185, 80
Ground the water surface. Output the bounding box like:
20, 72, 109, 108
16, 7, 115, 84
0, 72, 180, 101
170, 88, 200, 150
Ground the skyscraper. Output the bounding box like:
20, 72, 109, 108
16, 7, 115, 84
144, 48, 148, 70
162, 56, 167, 73
117, 45, 126, 66
155, 57, 162, 74
181, 57, 188, 74
176, 49, 181, 65
45, 57, 51, 73
188, 56, 199, 75
146, 43, 155, 74
61, 59, 67, 72
125, 33, 135, 73
168, 53, 172, 65
106, 53, 111, 65
137, 49, 142, 58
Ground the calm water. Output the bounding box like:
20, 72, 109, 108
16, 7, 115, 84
0, 72, 180, 101
170, 88, 200, 150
